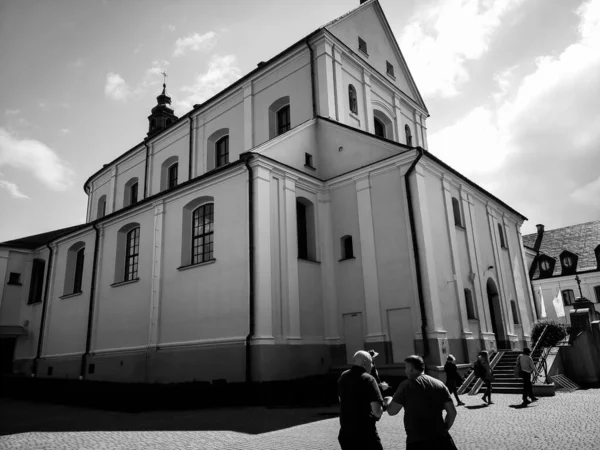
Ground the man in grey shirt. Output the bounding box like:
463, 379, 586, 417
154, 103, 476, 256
384, 355, 458, 450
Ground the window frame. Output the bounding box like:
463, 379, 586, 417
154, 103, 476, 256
498, 223, 507, 249
27, 258, 45, 305
386, 61, 395, 78
452, 197, 463, 228
340, 235, 354, 260
358, 37, 368, 56
130, 182, 138, 205
374, 117, 386, 138
594, 285, 600, 303
465, 289, 476, 320
72, 247, 85, 294
7, 272, 22, 285
276, 104, 291, 136
191, 203, 215, 265
124, 227, 140, 282
562, 289, 575, 306
405, 124, 412, 146
510, 300, 520, 325
168, 162, 178, 189
348, 84, 358, 114
215, 136, 229, 168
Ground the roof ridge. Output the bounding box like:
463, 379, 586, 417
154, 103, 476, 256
322, 0, 375, 28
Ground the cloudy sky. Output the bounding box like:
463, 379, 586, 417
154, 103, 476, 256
0, 0, 598, 242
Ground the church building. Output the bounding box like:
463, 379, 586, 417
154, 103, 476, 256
0, 0, 537, 383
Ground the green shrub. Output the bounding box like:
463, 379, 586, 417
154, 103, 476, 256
530, 319, 568, 348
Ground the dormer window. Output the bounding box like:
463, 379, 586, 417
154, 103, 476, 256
560, 250, 578, 275
358, 37, 368, 56
538, 256, 555, 278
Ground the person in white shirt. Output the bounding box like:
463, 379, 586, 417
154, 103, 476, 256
517, 348, 538, 406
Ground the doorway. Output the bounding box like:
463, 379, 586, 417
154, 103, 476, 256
486, 279, 507, 349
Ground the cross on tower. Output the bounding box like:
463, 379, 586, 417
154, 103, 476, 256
161, 71, 168, 85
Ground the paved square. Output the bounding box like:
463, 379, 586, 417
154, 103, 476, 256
1, 390, 599, 449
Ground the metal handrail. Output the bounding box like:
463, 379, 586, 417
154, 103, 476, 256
468, 351, 503, 395
532, 346, 552, 384
530, 325, 548, 356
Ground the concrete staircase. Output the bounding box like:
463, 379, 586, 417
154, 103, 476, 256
474, 349, 543, 394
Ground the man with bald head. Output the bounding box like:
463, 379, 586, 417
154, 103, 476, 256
337, 350, 384, 450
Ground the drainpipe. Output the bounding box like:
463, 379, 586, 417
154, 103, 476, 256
404, 147, 430, 360
243, 154, 255, 384
32, 243, 54, 377
305, 38, 317, 118
143, 140, 150, 199
188, 115, 194, 180
80, 222, 101, 380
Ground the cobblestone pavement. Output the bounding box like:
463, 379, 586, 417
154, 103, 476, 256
1, 390, 599, 449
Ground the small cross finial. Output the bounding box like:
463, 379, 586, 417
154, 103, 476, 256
161, 71, 168, 85
575, 274, 583, 298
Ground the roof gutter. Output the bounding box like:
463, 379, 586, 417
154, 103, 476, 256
188, 115, 194, 180
80, 222, 101, 380
32, 243, 54, 377
143, 140, 150, 199
404, 147, 429, 360
243, 153, 255, 384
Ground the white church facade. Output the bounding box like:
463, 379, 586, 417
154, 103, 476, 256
0, 0, 537, 384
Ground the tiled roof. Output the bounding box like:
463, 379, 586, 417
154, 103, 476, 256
0, 224, 87, 250
523, 220, 600, 278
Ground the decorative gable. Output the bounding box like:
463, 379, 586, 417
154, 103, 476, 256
325, 0, 426, 111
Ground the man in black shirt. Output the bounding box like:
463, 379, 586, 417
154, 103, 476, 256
337, 350, 384, 450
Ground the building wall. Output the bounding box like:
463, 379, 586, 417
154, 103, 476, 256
149, 122, 190, 195
0, 250, 29, 327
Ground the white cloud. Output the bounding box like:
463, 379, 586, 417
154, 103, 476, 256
177, 55, 242, 111
104, 72, 133, 101
167, 24, 176, 32
69, 58, 84, 68
60, 128, 70, 135
5, 109, 20, 116
0, 179, 29, 199
173, 31, 217, 57
400, 0, 525, 97
571, 175, 600, 206
0, 128, 74, 191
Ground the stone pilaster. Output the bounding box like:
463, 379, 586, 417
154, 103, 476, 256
362, 70, 374, 133
332, 45, 345, 123
393, 95, 404, 145
109, 166, 117, 213
283, 176, 301, 341
314, 37, 336, 119
243, 82, 254, 151
149, 201, 164, 347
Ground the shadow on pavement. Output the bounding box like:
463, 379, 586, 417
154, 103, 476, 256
465, 404, 488, 410
0, 398, 340, 437
508, 403, 529, 409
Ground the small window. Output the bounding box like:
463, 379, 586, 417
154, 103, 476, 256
562, 289, 575, 306
28, 258, 45, 304
192, 203, 214, 264
374, 117, 385, 138
296, 198, 316, 261
540, 259, 551, 272
7, 272, 21, 285
341, 235, 354, 260
130, 182, 138, 205
277, 105, 291, 135
216, 136, 229, 168
594, 286, 600, 303
73, 248, 85, 293
465, 289, 476, 320
125, 227, 140, 281
452, 197, 463, 227
305, 153, 314, 169
168, 163, 178, 189
348, 84, 358, 114
358, 37, 368, 55
511, 300, 520, 324
405, 125, 412, 146
386, 61, 395, 78
97, 195, 107, 219
498, 223, 507, 249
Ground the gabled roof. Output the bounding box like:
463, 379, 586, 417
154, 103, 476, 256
523, 220, 600, 278
0, 224, 87, 250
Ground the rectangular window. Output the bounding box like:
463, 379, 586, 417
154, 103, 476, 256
101, 200, 106, 218
125, 228, 140, 281
305, 153, 314, 168
73, 248, 85, 293
8, 272, 21, 285
216, 137, 229, 168
452, 197, 463, 227
277, 105, 290, 135
130, 183, 138, 205
168, 163, 178, 189
386, 61, 395, 77
192, 204, 214, 265
358, 37, 368, 55
297, 201, 308, 260
28, 258, 45, 304
595, 286, 600, 303
562, 289, 575, 306
498, 223, 507, 248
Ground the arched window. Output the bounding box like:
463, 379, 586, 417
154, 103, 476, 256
216, 136, 229, 168
498, 223, 507, 248
268, 96, 290, 139
465, 289, 476, 319
562, 289, 575, 306
348, 85, 358, 114
192, 203, 214, 264
64, 242, 85, 295
206, 128, 229, 171
114, 223, 141, 284
341, 235, 354, 260
160, 156, 179, 192
123, 178, 139, 207
296, 197, 316, 261
452, 197, 463, 227
27, 258, 46, 305
180, 196, 215, 267
511, 300, 520, 324
374, 117, 386, 138
97, 195, 107, 219
405, 124, 413, 146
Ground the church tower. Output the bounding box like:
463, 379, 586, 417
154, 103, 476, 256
147, 80, 178, 138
